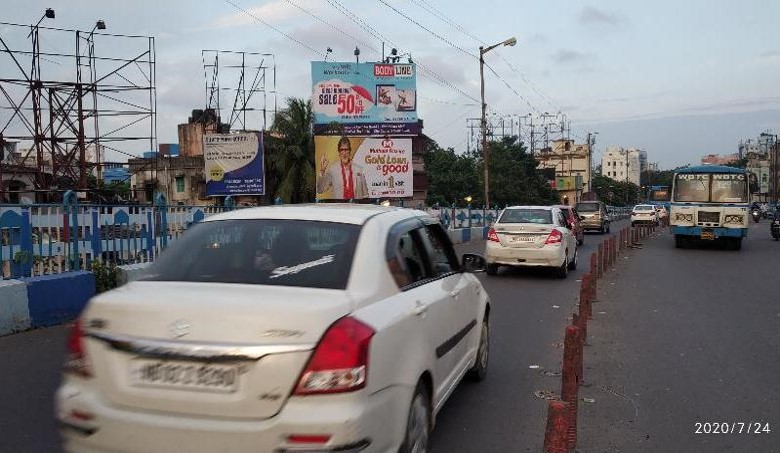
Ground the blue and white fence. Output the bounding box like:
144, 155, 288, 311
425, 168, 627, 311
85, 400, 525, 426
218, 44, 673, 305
1, 199, 500, 281
1, 197, 233, 280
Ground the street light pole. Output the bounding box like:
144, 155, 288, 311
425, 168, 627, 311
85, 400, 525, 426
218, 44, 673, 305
480, 36, 516, 208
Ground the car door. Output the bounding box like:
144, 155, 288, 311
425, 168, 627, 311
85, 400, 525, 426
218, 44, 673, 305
556, 209, 575, 262
418, 222, 480, 387
385, 221, 459, 406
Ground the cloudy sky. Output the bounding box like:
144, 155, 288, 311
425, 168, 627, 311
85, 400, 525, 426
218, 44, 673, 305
3, 0, 779, 168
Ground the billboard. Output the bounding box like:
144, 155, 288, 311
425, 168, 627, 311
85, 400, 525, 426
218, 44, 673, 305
204, 132, 265, 196
311, 62, 418, 135
315, 136, 412, 199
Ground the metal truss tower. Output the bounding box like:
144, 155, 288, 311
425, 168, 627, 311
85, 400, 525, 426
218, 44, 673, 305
0, 19, 157, 202
201, 50, 277, 132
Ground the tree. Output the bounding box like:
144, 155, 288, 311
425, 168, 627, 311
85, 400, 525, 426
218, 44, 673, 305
423, 139, 481, 206
424, 135, 558, 207
266, 98, 316, 203
592, 174, 640, 206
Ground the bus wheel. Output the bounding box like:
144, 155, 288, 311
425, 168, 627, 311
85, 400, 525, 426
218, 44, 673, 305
674, 235, 685, 249
731, 238, 743, 251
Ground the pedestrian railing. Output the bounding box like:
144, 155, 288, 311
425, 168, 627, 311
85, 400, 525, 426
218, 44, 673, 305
1, 197, 500, 280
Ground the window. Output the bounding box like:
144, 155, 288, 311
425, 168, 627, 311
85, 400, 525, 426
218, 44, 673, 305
673, 174, 711, 202
419, 224, 459, 277
392, 230, 430, 286
175, 176, 185, 193
499, 208, 553, 224
141, 219, 360, 289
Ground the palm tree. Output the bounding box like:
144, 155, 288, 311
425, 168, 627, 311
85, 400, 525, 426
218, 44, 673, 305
267, 98, 316, 203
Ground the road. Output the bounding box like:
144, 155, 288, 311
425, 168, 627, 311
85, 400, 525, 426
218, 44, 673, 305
578, 221, 780, 452
0, 219, 653, 453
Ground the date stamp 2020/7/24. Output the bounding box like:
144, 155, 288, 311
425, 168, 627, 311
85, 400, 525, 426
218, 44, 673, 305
695, 422, 771, 434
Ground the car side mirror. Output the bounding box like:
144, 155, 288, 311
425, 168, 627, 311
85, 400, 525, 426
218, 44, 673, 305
461, 253, 486, 273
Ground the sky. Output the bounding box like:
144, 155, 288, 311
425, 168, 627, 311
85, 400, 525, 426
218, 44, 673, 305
2, 0, 779, 169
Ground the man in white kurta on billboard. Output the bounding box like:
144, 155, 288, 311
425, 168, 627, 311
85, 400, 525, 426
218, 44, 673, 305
317, 136, 369, 199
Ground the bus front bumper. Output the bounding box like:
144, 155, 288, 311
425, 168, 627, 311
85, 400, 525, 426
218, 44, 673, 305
671, 226, 747, 238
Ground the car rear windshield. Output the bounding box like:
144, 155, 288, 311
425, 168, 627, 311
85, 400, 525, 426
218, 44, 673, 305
498, 209, 553, 224
575, 203, 599, 212
634, 205, 654, 211
140, 219, 361, 289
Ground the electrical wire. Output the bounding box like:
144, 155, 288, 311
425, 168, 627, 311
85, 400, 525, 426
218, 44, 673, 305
222, 0, 325, 58
283, 0, 380, 55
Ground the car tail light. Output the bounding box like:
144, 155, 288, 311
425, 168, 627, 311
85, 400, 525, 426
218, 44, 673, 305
64, 319, 92, 378
545, 229, 563, 245
487, 228, 500, 242
294, 317, 374, 395
287, 434, 331, 445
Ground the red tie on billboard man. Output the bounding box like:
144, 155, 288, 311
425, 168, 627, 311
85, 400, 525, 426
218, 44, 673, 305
317, 136, 369, 200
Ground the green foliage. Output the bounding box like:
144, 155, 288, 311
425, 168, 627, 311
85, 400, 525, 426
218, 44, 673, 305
267, 98, 316, 204
725, 157, 749, 169
424, 136, 558, 207
91, 260, 121, 293
592, 174, 641, 206
640, 169, 674, 188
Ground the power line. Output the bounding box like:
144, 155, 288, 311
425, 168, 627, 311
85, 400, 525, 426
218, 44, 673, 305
376, 0, 477, 60
222, 0, 325, 58
325, 0, 479, 104
406, 0, 563, 114
283, 0, 380, 54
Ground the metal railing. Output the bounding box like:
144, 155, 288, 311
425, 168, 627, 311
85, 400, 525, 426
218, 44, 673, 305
1, 196, 500, 280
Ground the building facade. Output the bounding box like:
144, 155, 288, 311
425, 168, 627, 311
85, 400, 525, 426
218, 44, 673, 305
535, 138, 591, 205
601, 146, 646, 186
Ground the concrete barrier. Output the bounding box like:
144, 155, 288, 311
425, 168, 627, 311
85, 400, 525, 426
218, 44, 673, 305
22, 271, 95, 328
0, 279, 31, 336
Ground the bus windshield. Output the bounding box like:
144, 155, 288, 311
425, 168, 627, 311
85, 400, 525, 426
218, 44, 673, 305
673, 173, 747, 203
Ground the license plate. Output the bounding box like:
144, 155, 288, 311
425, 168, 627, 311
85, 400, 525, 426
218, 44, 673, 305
700, 231, 715, 240
510, 235, 536, 242
130, 359, 240, 393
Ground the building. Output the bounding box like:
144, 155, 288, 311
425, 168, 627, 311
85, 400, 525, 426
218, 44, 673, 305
535, 138, 592, 205
129, 155, 209, 205
601, 146, 646, 186
701, 153, 738, 166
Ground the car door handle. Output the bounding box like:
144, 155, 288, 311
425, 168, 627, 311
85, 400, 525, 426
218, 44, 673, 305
413, 300, 428, 316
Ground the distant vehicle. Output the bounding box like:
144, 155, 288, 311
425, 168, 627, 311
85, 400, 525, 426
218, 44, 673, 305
56, 204, 491, 453
631, 204, 659, 226
555, 204, 584, 245
670, 165, 749, 250
771, 213, 780, 241
574, 201, 610, 234
485, 206, 578, 278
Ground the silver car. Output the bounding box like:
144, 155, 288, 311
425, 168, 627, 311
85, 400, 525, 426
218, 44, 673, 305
484, 206, 578, 278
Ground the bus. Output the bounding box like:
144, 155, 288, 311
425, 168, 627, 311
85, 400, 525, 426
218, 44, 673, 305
646, 185, 671, 213
670, 165, 749, 249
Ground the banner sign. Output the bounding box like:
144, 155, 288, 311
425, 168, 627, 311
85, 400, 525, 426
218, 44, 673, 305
311, 62, 417, 134
204, 132, 265, 196
315, 136, 412, 199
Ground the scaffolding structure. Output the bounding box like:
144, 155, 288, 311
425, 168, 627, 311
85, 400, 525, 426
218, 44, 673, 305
201, 50, 277, 132
0, 19, 157, 202
466, 112, 570, 155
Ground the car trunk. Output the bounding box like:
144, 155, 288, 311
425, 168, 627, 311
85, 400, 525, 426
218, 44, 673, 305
494, 224, 554, 248
81, 281, 353, 420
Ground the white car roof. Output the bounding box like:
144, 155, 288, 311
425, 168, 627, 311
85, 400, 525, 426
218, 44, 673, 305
504, 205, 557, 210
203, 204, 426, 225
634, 204, 655, 209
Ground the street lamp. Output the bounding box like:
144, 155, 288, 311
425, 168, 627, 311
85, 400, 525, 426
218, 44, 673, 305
27, 8, 55, 38
480, 36, 517, 208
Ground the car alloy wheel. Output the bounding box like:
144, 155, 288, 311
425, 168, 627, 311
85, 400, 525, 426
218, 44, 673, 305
401, 384, 430, 453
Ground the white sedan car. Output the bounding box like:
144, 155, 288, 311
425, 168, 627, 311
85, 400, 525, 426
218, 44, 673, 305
57, 205, 491, 453
631, 204, 659, 226
484, 206, 578, 278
